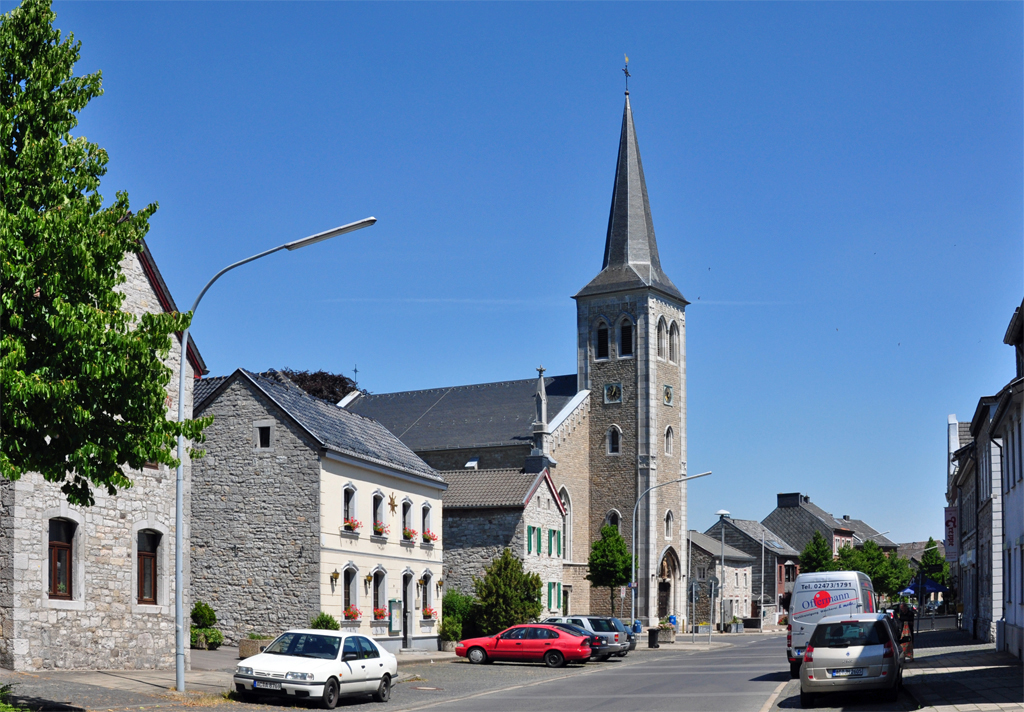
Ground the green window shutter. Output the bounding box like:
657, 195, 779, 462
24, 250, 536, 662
536, 527, 542, 552
547, 582, 552, 608
527, 526, 533, 554
557, 531, 562, 557
557, 583, 562, 610
548, 529, 552, 555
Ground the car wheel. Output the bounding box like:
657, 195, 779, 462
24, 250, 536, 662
320, 678, 340, 710
373, 674, 391, 703
595, 654, 610, 662
543, 650, 565, 668
614, 652, 627, 658
799, 690, 815, 708
467, 647, 488, 664
790, 661, 801, 679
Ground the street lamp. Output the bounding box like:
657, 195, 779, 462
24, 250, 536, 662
630, 471, 711, 625
716, 510, 729, 632
172, 217, 376, 691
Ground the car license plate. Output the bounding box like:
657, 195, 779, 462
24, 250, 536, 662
830, 668, 864, 678
253, 680, 282, 690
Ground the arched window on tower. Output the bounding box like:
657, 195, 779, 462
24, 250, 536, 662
665, 426, 674, 455
596, 322, 610, 360
619, 318, 634, 357
657, 318, 667, 359
559, 488, 572, 561
605, 510, 621, 532
665, 511, 674, 540
669, 322, 680, 363
606, 426, 621, 455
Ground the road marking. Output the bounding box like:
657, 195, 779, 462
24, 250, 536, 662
757, 680, 787, 712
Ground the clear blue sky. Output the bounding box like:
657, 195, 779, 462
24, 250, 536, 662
52, 2, 1022, 543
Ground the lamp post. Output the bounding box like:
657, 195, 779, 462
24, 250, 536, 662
630, 471, 711, 626
172, 217, 376, 691
716, 510, 729, 632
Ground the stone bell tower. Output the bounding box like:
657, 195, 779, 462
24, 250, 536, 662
575, 92, 689, 623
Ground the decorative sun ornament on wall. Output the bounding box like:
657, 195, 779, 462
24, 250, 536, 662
388, 493, 398, 514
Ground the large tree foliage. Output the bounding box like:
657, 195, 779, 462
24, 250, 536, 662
799, 531, 835, 573
472, 548, 542, 635
586, 524, 632, 614
280, 369, 356, 403
1, 0, 208, 505
919, 537, 950, 587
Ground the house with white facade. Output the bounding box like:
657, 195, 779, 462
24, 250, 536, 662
191, 369, 446, 653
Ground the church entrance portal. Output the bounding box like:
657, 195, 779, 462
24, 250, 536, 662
657, 549, 680, 620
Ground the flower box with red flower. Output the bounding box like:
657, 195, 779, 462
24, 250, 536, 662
422, 607, 437, 620
373, 607, 388, 620
402, 527, 418, 541
422, 529, 439, 544
372, 521, 390, 537
343, 605, 361, 621
343, 518, 362, 532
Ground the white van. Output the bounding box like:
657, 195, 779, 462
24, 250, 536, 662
786, 570, 875, 677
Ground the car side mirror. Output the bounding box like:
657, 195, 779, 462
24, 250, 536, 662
343, 651, 359, 662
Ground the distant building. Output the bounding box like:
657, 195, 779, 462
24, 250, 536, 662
704, 516, 799, 623
687, 531, 755, 627
761, 493, 896, 559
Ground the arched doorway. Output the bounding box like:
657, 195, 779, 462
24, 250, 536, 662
658, 548, 680, 620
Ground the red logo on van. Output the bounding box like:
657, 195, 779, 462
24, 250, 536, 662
813, 591, 832, 608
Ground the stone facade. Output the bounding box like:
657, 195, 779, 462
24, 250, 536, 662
440, 509, 523, 595
687, 545, 715, 627
191, 377, 322, 643
548, 395, 592, 612
0, 251, 196, 671
523, 484, 568, 616
419, 446, 532, 473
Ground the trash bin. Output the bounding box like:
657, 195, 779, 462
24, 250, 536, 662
632, 619, 643, 635
668, 615, 677, 627
647, 627, 660, 649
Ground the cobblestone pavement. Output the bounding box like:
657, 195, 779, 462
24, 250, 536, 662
901, 629, 1023, 712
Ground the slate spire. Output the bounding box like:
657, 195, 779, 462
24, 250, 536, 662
576, 94, 686, 303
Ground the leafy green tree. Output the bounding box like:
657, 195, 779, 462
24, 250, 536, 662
879, 553, 914, 602
799, 531, 835, 573
920, 537, 950, 587
472, 548, 542, 635
834, 544, 862, 572
586, 524, 633, 613
1, 0, 209, 505
309, 611, 340, 630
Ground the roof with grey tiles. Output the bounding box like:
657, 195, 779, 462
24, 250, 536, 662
193, 375, 228, 411
718, 518, 800, 557
197, 369, 443, 483
346, 375, 578, 452
575, 95, 686, 304
838, 517, 897, 549
440, 468, 542, 509
897, 540, 945, 565
687, 531, 755, 562
762, 493, 895, 555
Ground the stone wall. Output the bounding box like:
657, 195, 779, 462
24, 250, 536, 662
191, 377, 322, 644
441, 508, 523, 595
548, 396, 591, 612
706, 521, 781, 605
0, 252, 193, 671
687, 545, 715, 627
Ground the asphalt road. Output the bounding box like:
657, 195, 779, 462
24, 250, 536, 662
388, 636, 790, 712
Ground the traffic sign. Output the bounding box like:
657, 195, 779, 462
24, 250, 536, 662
689, 580, 701, 600
707, 575, 719, 598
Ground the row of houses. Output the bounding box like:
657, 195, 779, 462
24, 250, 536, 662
946, 296, 1024, 661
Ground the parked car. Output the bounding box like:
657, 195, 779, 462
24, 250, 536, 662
456, 624, 592, 667
799, 613, 904, 708
609, 617, 637, 654
542, 616, 629, 660
787, 570, 876, 678
233, 629, 396, 708
543, 621, 609, 659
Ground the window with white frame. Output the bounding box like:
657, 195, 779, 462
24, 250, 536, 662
343, 485, 356, 527
372, 492, 384, 534
421, 572, 432, 616
402, 500, 413, 539
605, 510, 621, 532
421, 504, 432, 543
373, 569, 386, 612
343, 566, 357, 612
657, 318, 667, 359
665, 426, 674, 455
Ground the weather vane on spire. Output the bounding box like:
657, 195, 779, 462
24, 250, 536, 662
623, 54, 630, 94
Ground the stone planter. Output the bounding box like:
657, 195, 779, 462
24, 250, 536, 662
693, 624, 710, 634
340, 619, 361, 630
657, 628, 675, 643
239, 638, 271, 659
728, 623, 744, 634
439, 640, 457, 652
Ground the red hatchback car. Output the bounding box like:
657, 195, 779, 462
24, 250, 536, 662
456, 624, 592, 667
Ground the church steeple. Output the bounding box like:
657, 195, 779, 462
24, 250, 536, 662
576, 94, 686, 304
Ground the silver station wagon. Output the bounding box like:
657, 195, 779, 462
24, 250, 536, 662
799, 613, 904, 708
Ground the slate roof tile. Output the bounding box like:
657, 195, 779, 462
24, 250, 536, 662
722, 518, 800, 556
440, 468, 537, 509
687, 531, 756, 562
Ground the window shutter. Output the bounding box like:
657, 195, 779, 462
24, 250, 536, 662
547, 582, 552, 608
536, 527, 541, 552
528, 526, 533, 554
557, 531, 562, 557
557, 583, 562, 610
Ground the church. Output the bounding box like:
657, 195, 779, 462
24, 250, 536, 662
345, 91, 690, 625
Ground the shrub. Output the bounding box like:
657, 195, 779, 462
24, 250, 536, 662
190, 626, 224, 649
438, 616, 462, 642
442, 590, 476, 623
247, 632, 274, 640
472, 548, 542, 635
309, 611, 340, 630
190, 600, 217, 628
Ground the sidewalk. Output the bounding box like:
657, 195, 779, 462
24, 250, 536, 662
902, 629, 1023, 711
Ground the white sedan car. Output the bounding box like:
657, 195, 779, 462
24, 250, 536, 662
233, 629, 397, 708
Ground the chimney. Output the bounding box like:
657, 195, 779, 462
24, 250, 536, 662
842, 515, 850, 521
777, 493, 801, 508
465, 458, 479, 470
